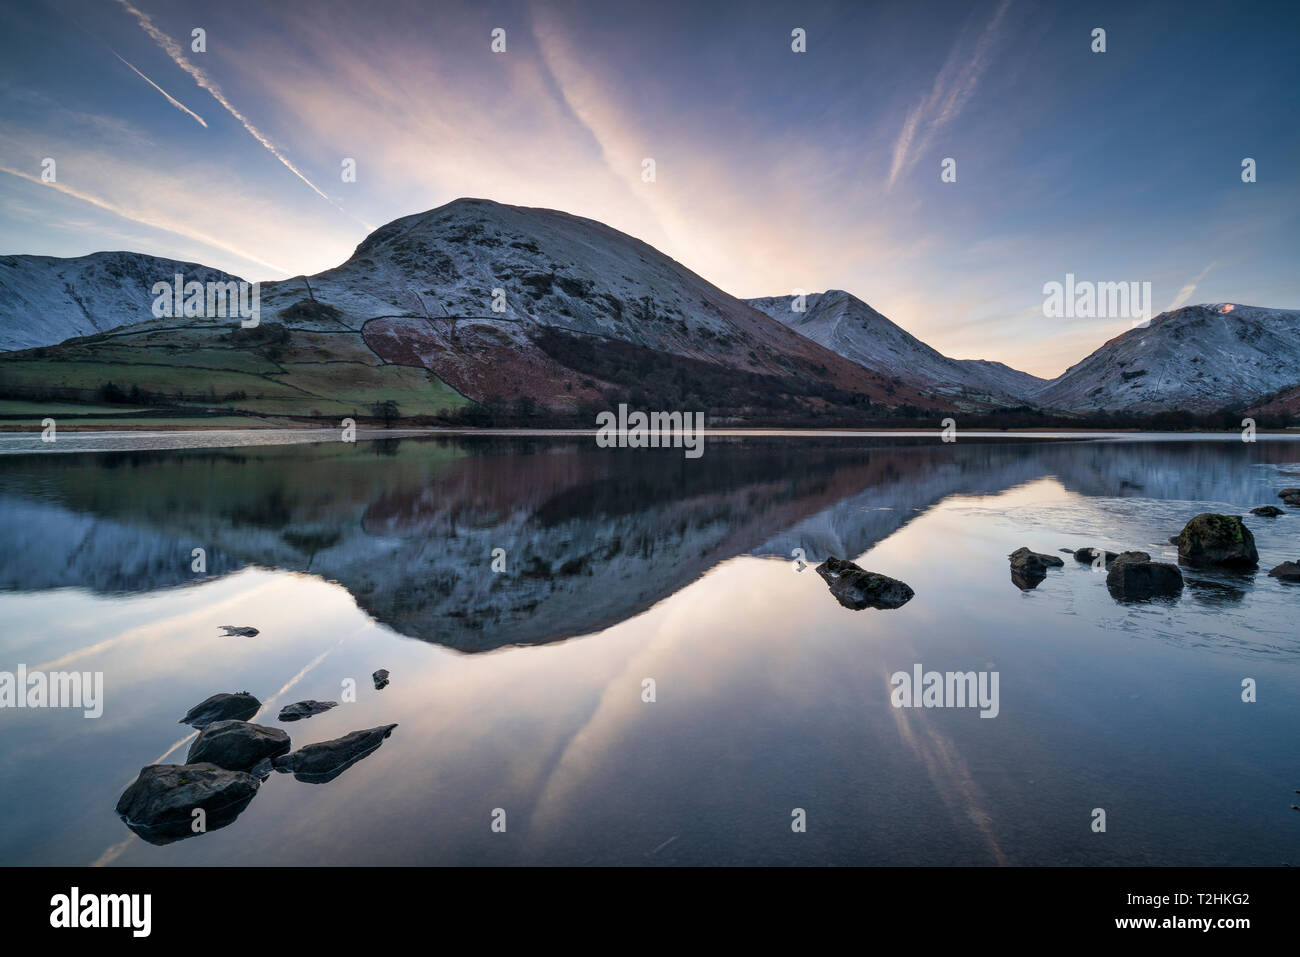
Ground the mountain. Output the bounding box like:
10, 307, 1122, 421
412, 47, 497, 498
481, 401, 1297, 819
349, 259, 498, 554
298, 199, 939, 413
2, 203, 1297, 423
750, 293, 1300, 416
0, 251, 241, 351
745, 290, 1046, 406
1030, 303, 1300, 413
0, 200, 944, 423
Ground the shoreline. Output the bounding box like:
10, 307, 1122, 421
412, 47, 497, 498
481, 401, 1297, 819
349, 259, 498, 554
3, 426, 1300, 457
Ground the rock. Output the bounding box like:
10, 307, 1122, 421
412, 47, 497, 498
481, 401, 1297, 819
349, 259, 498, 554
186, 720, 290, 771
247, 757, 276, 780
218, 625, 259, 637
1172, 514, 1259, 568
278, 700, 339, 722
272, 724, 398, 784
1008, 547, 1064, 590
1106, 559, 1184, 600
1251, 505, 1284, 517
1073, 547, 1119, 565
1110, 550, 1151, 567
178, 691, 261, 729
115, 763, 260, 845
814, 556, 914, 610
1284, 494, 1300, 507
1268, 561, 1300, 582
372, 669, 390, 690
1277, 488, 1300, 499
1010, 547, 1065, 570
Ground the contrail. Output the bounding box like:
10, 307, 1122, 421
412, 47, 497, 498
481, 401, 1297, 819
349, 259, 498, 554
0, 165, 288, 275
112, 50, 207, 127
111, 0, 334, 206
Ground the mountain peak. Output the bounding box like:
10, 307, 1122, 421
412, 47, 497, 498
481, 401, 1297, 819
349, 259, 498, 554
1035, 302, 1300, 412
745, 291, 1044, 404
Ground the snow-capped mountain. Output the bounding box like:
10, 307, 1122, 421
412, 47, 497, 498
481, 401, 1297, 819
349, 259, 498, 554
0, 199, 943, 418
0, 251, 242, 351
746, 290, 1046, 406
283, 199, 933, 407
2, 202, 1296, 420
1030, 303, 1300, 413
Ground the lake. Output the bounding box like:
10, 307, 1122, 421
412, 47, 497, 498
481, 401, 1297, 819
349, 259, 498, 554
0, 431, 1297, 865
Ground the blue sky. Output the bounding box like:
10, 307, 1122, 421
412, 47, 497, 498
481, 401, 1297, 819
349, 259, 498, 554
1, 0, 1296, 376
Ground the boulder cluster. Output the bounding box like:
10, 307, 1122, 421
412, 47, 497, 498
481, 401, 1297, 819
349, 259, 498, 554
1011, 508, 1298, 602
115, 681, 396, 845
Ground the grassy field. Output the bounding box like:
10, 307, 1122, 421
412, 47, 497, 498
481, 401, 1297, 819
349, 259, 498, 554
0, 414, 289, 430
0, 318, 469, 423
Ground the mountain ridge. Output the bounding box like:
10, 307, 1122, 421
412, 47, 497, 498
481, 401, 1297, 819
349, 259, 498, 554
1, 198, 1296, 421
0, 198, 946, 424
745, 289, 1048, 403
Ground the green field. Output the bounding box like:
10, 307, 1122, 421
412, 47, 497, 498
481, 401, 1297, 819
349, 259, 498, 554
0, 318, 469, 423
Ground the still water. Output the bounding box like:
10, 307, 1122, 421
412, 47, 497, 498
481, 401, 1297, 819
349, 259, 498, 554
0, 432, 1297, 865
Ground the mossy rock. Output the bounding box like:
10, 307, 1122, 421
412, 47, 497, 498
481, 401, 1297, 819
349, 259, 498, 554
1173, 513, 1258, 568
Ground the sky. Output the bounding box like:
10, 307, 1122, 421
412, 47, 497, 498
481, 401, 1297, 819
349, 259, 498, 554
0, 0, 1297, 377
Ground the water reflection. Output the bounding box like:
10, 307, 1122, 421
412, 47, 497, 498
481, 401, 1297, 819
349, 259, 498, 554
0, 435, 1297, 652
1, 435, 1299, 866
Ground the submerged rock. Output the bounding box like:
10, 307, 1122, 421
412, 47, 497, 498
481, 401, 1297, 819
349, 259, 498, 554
186, 720, 290, 771
278, 700, 339, 722
1284, 494, 1300, 507
1172, 514, 1259, 568
1073, 547, 1119, 565
1008, 547, 1064, 590
218, 625, 259, 637
814, 556, 914, 610
1251, 505, 1284, 517
115, 763, 260, 845
1186, 578, 1246, 604
372, 669, 390, 690
1268, 561, 1300, 583
272, 724, 398, 784
178, 692, 261, 729
1107, 559, 1184, 600
1111, 550, 1152, 567
1010, 547, 1065, 571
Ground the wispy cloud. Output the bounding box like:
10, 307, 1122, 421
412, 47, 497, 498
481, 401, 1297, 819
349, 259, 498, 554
0, 165, 286, 274
111, 50, 206, 127
1166, 261, 1216, 311
887, 0, 1013, 189
111, 0, 335, 207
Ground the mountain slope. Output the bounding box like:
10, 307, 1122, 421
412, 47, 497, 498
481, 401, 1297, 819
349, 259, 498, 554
1031, 303, 1300, 413
746, 290, 1046, 406
301, 199, 940, 412
0, 251, 242, 351
0, 200, 947, 422
3, 204, 1295, 422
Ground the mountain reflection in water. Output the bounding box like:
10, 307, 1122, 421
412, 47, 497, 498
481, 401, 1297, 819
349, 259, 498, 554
1, 434, 1298, 867
2, 434, 1296, 652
